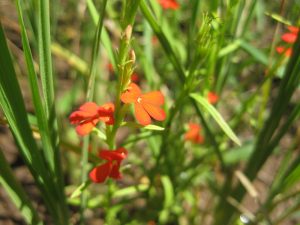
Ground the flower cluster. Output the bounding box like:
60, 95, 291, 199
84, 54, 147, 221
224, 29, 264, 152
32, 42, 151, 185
70, 81, 166, 183
276, 26, 299, 57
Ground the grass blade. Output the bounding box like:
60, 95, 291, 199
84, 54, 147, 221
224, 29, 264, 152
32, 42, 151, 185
190, 93, 241, 146
0, 148, 43, 225
87, 0, 117, 70
0, 22, 63, 224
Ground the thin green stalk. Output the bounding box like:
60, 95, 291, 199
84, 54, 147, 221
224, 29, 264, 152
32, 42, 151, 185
140, 0, 224, 170
186, 0, 201, 66
38, 0, 55, 119
257, 0, 286, 130
80, 1, 107, 223
37, 0, 69, 222
107, 0, 141, 149
86, 0, 117, 70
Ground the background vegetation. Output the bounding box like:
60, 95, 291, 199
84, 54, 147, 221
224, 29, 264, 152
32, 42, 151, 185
0, 0, 300, 224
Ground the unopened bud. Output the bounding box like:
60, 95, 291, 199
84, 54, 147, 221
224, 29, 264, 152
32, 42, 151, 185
129, 49, 136, 64
124, 25, 132, 41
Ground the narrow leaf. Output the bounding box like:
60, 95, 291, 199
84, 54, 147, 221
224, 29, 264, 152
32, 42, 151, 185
0, 149, 42, 225
190, 93, 241, 146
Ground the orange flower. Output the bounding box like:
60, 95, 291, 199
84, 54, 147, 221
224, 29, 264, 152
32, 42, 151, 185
89, 148, 128, 183
276, 25, 299, 57
69, 102, 114, 136
158, 0, 179, 10
184, 123, 204, 144
121, 83, 166, 126
207, 91, 219, 104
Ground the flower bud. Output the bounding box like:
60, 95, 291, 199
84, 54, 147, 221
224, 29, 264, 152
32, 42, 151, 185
124, 25, 132, 41
129, 49, 136, 64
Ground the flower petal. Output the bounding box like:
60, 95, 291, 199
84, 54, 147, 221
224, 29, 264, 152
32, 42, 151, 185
115, 147, 128, 158
281, 33, 297, 43
109, 161, 122, 179
75, 121, 96, 136
142, 103, 166, 121
159, 0, 179, 10
276, 46, 285, 54
134, 103, 151, 126
69, 111, 94, 124
89, 162, 112, 183
98, 102, 115, 125
99, 148, 128, 161
276, 46, 292, 57
79, 102, 99, 113
141, 91, 165, 106
287, 26, 299, 34
121, 83, 141, 104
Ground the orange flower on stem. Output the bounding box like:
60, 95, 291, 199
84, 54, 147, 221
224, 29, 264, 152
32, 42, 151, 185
89, 148, 128, 183
69, 102, 115, 136
207, 91, 219, 104
158, 0, 179, 10
121, 83, 166, 126
184, 123, 204, 144
276, 25, 299, 57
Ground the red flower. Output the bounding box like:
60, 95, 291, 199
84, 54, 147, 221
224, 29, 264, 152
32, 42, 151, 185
184, 123, 204, 144
121, 83, 166, 126
131, 73, 140, 83
276, 46, 292, 57
69, 102, 115, 136
158, 0, 179, 10
207, 91, 219, 104
107, 63, 114, 72
276, 25, 299, 57
89, 148, 128, 183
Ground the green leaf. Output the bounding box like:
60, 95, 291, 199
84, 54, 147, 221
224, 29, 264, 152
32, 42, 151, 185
282, 163, 300, 192
239, 40, 268, 65
265, 12, 291, 25
0, 148, 43, 225
113, 184, 148, 198
190, 93, 241, 146
93, 128, 107, 140
0, 22, 62, 223
218, 39, 241, 58
121, 122, 164, 131
161, 176, 174, 208
17, 0, 56, 177
224, 141, 254, 165
70, 181, 90, 199
144, 124, 165, 131
159, 176, 174, 223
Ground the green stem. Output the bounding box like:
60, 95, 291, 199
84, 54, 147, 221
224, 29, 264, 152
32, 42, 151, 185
80, 1, 107, 224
